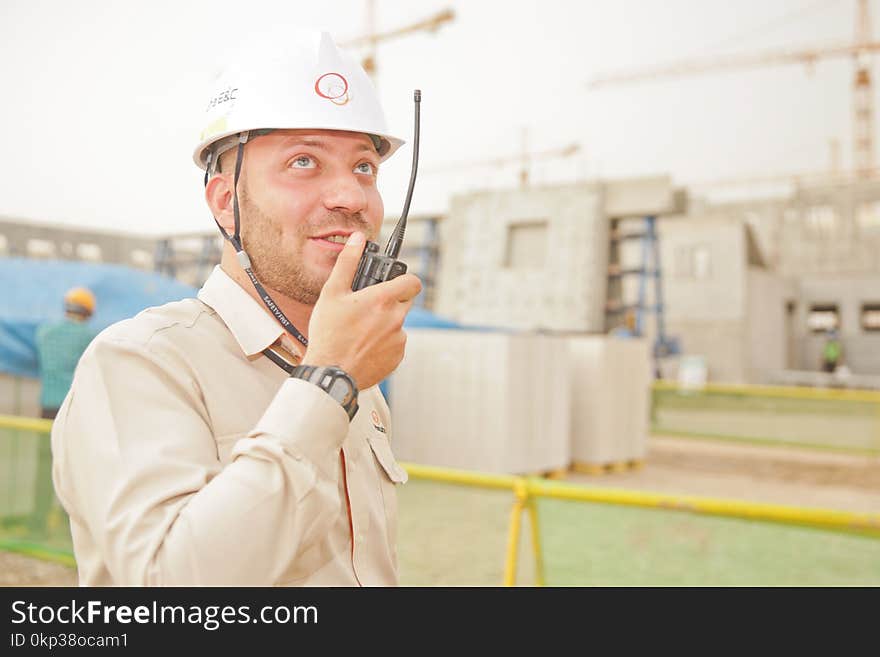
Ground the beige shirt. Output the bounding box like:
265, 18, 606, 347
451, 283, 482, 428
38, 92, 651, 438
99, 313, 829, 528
51, 265, 408, 586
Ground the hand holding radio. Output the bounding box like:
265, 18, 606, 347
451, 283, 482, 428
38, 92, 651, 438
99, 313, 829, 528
303, 231, 422, 390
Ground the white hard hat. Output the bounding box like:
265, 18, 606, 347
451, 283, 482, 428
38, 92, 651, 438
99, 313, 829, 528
193, 30, 404, 171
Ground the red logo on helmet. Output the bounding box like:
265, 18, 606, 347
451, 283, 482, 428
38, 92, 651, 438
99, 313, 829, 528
315, 72, 350, 106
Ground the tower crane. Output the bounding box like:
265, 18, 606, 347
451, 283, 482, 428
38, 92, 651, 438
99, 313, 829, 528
423, 138, 581, 188
339, 3, 455, 82
588, 0, 880, 176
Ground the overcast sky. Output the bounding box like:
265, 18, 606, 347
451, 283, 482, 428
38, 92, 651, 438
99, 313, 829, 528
0, 0, 868, 235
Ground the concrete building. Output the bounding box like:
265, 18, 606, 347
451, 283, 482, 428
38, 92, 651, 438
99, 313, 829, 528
0, 216, 220, 288
429, 174, 880, 384
640, 216, 790, 383
683, 177, 880, 379
790, 274, 880, 376
695, 177, 880, 277
433, 176, 683, 332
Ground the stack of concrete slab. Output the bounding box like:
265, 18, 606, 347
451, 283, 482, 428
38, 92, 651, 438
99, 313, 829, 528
388, 329, 571, 475
567, 335, 651, 471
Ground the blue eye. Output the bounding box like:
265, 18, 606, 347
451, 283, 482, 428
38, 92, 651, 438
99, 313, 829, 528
355, 162, 376, 175
290, 155, 316, 169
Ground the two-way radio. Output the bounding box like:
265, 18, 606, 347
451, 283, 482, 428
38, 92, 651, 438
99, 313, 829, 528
351, 89, 421, 291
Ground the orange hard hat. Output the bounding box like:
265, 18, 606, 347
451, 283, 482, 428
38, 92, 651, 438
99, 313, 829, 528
64, 287, 96, 316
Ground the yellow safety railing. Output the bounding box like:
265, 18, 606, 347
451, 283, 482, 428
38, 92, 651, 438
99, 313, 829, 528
401, 462, 880, 587
0, 414, 53, 433
652, 379, 880, 403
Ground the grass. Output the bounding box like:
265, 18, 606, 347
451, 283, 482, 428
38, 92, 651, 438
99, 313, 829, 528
397, 480, 880, 587
651, 390, 880, 453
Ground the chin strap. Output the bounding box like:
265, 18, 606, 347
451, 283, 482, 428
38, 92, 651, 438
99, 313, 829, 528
205, 131, 310, 363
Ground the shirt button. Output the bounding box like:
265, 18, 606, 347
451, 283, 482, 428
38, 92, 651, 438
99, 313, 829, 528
357, 534, 365, 544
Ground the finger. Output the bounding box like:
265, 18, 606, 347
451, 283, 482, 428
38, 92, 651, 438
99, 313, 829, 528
323, 231, 367, 295
392, 299, 415, 328
383, 273, 422, 302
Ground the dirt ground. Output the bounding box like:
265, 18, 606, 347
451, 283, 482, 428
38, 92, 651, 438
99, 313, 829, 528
0, 551, 77, 586
568, 436, 880, 514
3, 435, 878, 586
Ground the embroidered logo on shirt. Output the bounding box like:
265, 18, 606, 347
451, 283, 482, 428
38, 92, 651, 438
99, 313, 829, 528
370, 410, 387, 434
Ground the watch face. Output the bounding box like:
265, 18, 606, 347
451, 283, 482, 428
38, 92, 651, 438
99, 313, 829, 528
327, 375, 355, 406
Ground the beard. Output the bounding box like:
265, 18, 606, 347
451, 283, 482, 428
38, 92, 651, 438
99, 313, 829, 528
237, 185, 373, 305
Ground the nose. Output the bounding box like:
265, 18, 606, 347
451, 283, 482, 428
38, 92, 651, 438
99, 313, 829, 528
322, 169, 368, 215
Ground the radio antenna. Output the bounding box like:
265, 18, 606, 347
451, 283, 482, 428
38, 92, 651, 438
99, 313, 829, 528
384, 89, 420, 259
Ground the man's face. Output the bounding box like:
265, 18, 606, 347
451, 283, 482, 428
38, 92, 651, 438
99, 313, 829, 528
235, 129, 384, 305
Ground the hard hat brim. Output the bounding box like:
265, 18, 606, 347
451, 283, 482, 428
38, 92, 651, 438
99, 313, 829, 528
193, 127, 405, 171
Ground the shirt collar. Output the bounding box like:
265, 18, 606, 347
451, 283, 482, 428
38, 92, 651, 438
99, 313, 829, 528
197, 265, 288, 358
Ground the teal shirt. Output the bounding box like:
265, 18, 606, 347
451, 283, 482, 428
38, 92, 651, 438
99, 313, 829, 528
35, 318, 96, 409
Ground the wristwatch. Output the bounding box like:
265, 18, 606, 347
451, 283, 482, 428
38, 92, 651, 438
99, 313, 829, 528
290, 365, 359, 421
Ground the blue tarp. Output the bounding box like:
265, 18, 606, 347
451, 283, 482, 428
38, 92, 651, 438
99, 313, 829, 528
402, 305, 465, 330
0, 257, 475, 383
0, 258, 198, 378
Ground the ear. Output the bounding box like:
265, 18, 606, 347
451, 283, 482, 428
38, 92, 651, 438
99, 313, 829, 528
205, 173, 235, 233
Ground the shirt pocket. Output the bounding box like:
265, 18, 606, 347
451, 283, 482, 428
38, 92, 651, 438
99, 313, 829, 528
366, 434, 408, 484
366, 433, 407, 558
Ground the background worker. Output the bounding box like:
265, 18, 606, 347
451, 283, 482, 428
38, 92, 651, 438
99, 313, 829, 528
610, 309, 638, 339
35, 286, 97, 420
31, 286, 95, 536
50, 31, 422, 586
821, 328, 842, 374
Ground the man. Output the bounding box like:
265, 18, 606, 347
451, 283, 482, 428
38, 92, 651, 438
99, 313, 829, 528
821, 329, 842, 374
35, 287, 96, 420
32, 286, 96, 537
609, 309, 638, 339
50, 31, 422, 586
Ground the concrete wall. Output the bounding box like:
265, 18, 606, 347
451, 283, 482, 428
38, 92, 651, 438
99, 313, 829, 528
0, 216, 220, 287
662, 321, 748, 383
746, 267, 788, 383
622, 216, 748, 381
702, 178, 880, 278
618, 218, 791, 384
792, 274, 880, 374
434, 183, 608, 331
0, 217, 158, 268
655, 217, 747, 323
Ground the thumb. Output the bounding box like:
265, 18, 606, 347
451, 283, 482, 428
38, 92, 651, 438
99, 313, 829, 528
323, 231, 367, 295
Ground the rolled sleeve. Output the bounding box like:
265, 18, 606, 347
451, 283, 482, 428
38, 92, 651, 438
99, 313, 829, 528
239, 377, 349, 479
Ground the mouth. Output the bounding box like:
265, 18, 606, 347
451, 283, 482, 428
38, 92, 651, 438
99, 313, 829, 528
309, 230, 354, 252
